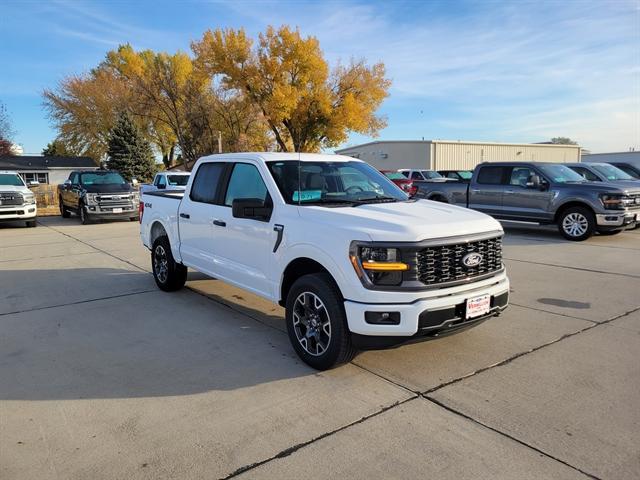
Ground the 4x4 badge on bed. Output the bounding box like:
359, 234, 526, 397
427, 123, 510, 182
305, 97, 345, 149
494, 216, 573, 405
462, 252, 483, 268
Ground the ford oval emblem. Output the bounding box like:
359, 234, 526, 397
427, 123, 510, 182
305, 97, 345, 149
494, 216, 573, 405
462, 252, 483, 268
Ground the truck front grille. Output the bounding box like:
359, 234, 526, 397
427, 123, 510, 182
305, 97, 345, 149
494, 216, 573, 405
0, 192, 23, 206
416, 236, 503, 286
97, 194, 134, 209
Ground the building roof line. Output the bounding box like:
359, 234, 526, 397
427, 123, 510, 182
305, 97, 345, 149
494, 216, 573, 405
335, 139, 581, 152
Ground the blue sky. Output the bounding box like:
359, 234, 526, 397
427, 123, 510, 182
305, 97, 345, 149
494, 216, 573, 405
1, 0, 638, 154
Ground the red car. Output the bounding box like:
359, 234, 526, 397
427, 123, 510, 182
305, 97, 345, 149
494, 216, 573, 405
381, 170, 418, 197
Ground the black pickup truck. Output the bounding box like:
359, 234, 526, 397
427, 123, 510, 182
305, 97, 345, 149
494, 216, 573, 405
416, 162, 640, 241
58, 170, 139, 224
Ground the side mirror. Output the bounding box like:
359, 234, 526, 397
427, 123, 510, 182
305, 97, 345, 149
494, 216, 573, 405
29, 180, 40, 186
232, 198, 272, 221
526, 174, 541, 189
131, 178, 139, 186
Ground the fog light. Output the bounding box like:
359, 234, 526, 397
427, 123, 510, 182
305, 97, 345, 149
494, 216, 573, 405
89, 206, 96, 211
365, 311, 400, 325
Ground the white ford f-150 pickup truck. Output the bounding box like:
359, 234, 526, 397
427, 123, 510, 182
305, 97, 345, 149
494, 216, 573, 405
0, 171, 38, 227
140, 153, 509, 369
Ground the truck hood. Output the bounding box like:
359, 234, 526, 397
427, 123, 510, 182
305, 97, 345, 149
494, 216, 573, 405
299, 199, 502, 242
81, 183, 135, 194
564, 181, 640, 196
0, 185, 30, 194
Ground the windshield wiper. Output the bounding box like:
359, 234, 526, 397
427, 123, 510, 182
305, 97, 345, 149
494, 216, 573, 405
351, 196, 400, 206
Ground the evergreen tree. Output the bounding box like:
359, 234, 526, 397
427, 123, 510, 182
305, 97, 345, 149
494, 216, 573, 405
107, 113, 157, 182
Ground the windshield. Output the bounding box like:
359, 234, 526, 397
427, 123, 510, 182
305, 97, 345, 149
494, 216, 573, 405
167, 174, 190, 186
591, 164, 634, 181
537, 165, 586, 184
422, 170, 443, 179
267, 161, 408, 205
80, 172, 127, 185
0, 173, 25, 187
383, 172, 407, 180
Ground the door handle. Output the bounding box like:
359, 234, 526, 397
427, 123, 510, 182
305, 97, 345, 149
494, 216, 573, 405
504, 190, 514, 194
470, 189, 480, 193
179, 213, 190, 219
213, 219, 226, 227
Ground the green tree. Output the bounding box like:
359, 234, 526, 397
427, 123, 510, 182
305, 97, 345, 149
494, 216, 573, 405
107, 113, 157, 182
550, 137, 578, 145
42, 138, 81, 157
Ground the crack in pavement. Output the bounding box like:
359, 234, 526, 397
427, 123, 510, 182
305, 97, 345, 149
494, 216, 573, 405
422, 396, 602, 480
218, 396, 419, 480
0, 289, 157, 317
508, 302, 599, 323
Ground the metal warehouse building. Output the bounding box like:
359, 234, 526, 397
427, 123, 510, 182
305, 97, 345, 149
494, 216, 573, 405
335, 140, 582, 171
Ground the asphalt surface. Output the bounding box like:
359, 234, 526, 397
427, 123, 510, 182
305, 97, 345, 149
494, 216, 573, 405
1, 216, 638, 480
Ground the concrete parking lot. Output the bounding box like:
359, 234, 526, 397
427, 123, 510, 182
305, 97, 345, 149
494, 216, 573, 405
1, 217, 638, 480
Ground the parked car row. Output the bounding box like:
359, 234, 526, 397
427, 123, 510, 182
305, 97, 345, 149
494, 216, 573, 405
414, 162, 639, 241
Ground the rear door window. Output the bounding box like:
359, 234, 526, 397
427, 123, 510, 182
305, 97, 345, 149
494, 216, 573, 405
190, 163, 225, 204
569, 167, 600, 182
477, 166, 507, 185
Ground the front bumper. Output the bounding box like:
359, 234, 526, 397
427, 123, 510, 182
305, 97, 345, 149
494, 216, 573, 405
344, 274, 509, 339
596, 211, 639, 227
85, 204, 137, 219
0, 205, 37, 222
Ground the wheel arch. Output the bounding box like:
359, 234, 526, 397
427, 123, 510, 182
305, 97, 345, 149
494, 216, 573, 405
279, 257, 343, 307
553, 201, 595, 223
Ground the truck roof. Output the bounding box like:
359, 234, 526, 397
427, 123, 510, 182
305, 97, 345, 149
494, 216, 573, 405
0, 170, 20, 175
477, 161, 568, 167
197, 152, 358, 164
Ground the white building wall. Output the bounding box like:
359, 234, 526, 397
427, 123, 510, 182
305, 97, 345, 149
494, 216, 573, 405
336, 140, 581, 170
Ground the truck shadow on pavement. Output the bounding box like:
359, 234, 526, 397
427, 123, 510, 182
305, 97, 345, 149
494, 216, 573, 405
0, 267, 311, 401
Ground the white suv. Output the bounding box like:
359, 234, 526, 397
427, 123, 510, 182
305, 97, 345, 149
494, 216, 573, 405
0, 171, 37, 227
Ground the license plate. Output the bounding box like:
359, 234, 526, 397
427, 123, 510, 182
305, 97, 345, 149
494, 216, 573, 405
113, 207, 123, 213
466, 294, 491, 319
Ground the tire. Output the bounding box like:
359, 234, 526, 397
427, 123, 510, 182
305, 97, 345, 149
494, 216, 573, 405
25, 220, 37, 228
130, 217, 138, 222
60, 197, 70, 218
151, 236, 187, 292
285, 272, 357, 370
79, 203, 91, 225
558, 206, 595, 241
597, 229, 623, 236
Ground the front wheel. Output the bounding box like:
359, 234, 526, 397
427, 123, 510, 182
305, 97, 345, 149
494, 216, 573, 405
25, 220, 37, 228
152, 236, 187, 292
558, 206, 595, 241
79, 203, 91, 225
285, 273, 357, 370
60, 197, 70, 218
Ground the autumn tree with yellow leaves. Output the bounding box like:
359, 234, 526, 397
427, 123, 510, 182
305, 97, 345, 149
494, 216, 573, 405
192, 26, 390, 152
43, 25, 391, 166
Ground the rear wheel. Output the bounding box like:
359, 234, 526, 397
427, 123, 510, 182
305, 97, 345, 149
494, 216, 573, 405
152, 236, 187, 292
285, 273, 357, 370
59, 197, 70, 218
558, 206, 595, 241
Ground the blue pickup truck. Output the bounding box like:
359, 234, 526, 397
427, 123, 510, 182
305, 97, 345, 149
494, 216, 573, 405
416, 162, 640, 241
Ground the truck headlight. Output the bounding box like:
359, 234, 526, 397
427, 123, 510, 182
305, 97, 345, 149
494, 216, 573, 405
600, 194, 633, 210
350, 246, 408, 286
24, 195, 36, 205
85, 193, 98, 205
